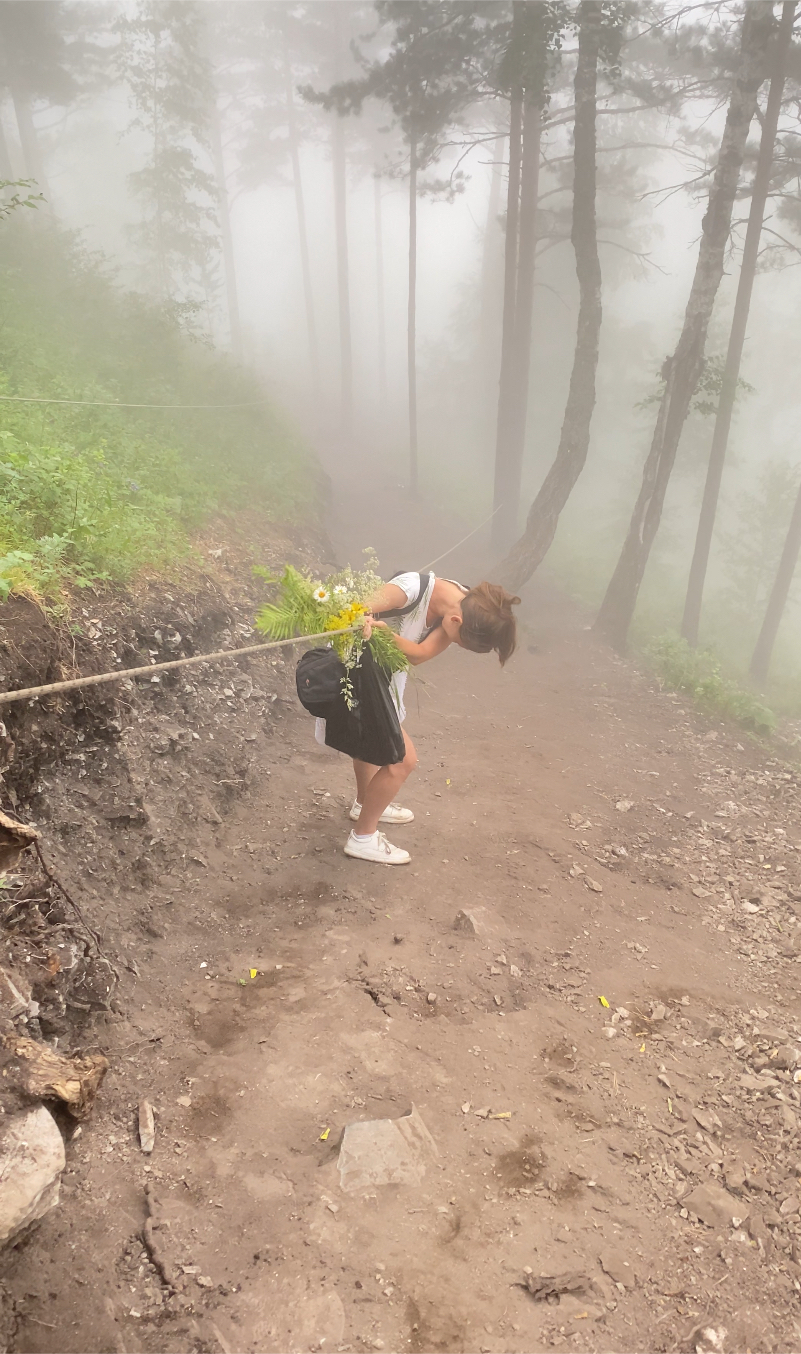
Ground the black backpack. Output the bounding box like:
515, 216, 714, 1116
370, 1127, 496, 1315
295, 573, 432, 716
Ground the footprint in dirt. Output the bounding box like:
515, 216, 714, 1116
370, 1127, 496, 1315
494, 1132, 546, 1189
188, 968, 287, 1050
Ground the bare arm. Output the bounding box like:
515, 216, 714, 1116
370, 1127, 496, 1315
367, 582, 409, 614
366, 620, 452, 666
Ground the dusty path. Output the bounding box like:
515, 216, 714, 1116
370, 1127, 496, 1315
7, 473, 801, 1354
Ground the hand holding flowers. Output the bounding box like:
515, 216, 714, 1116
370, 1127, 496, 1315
254, 552, 408, 708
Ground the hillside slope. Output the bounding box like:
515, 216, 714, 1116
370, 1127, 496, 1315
0, 221, 317, 602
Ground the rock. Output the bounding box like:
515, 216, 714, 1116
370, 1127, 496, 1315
747, 1212, 773, 1259
615, 800, 633, 813
688, 1325, 728, 1354
725, 1162, 747, 1192
780, 1195, 800, 1216
773, 1046, 800, 1070
585, 878, 603, 893
684, 1183, 748, 1229
0, 966, 31, 1021
338, 1105, 437, 1192
0, 1105, 65, 1244
758, 1025, 789, 1043
599, 1250, 637, 1288
139, 1100, 155, 1153
693, 1108, 723, 1135
453, 908, 493, 937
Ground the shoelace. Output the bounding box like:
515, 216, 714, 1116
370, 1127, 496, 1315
377, 833, 392, 854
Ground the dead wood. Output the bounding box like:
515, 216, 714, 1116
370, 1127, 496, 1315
0, 1032, 108, 1119
0, 811, 39, 874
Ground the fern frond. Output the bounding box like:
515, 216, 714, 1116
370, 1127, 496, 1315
255, 602, 297, 640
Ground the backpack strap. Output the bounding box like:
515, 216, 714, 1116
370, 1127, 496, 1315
375, 572, 432, 620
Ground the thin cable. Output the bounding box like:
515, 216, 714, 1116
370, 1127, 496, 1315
0, 394, 271, 410
0, 626, 359, 708
422, 504, 502, 572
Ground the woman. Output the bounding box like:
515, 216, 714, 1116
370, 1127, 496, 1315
342, 571, 520, 866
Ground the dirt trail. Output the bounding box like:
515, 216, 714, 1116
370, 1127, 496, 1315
6, 474, 801, 1354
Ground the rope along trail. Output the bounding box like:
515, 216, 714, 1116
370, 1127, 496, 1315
0, 628, 359, 708
0, 508, 502, 708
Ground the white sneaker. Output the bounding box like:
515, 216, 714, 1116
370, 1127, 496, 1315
344, 831, 411, 866
350, 800, 415, 825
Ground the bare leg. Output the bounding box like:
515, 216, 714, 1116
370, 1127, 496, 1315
355, 731, 418, 835
353, 759, 380, 806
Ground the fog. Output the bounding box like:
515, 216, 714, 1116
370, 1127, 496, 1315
2, 0, 801, 713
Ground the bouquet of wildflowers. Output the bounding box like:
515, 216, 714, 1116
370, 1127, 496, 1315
255, 550, 408, 708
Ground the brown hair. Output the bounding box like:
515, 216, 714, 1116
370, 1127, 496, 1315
459, 582, 520, 666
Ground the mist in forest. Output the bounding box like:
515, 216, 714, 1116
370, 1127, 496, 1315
2, 0, 801, 714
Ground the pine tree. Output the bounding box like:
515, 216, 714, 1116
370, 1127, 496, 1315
117, 0, 219, 315
0, 0, 100, 210
750, 471, 801, 684
497, 0, 630, 586
594, 1, 774, 653
681, 0, 797, 647
306, 1, 496, 494
491, 0, 570, 553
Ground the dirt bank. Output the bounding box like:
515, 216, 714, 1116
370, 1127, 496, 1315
3, 489, 801, 1353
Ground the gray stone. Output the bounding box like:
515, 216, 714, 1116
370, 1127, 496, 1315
0, 966, 31, 1021
0, 1106, 65, 1244
684, 1183, 748, 1229
338, 1104, 437, 1193
453, 908, 494, 937
600, 1250, 637, 1288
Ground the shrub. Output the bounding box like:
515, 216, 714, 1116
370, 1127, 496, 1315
646, 634, 775, 735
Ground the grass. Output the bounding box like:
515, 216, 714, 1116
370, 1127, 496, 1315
0, 219, 316, 604
646, 633, 776, 736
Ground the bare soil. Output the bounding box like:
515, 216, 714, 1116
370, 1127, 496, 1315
3, 482, 801, 1354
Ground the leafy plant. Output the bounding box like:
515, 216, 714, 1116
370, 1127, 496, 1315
646, 633, 775, 734
256, 561, 409, 707
0, 220, 314, 604
0, 179, 45, 220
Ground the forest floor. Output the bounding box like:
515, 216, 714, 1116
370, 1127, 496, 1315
5, 456, 801, 1354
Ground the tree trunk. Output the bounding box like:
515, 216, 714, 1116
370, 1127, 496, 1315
0, 107, 15, 181
491, 87, 523, 553
284, 48, 321, 395
681, 0, 796, 648
408, 135, 419, 496
11, 91, 51, 208
479, 133, 505, 351
374, 174, 387, 410
498, 0, 602, 591
493, 99, 540, 550
594, 1, 773, 653
332, 111, 353, 432
750, 473, 801, 685
209, 98, 243, 363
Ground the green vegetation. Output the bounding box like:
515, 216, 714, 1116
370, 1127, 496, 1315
646, 633, 775, 735
255, 562, 408, 709
0, 220, 315, 603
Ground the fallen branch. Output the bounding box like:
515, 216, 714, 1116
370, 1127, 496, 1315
0, 810, 39, 874
1, 1032, 108, 1119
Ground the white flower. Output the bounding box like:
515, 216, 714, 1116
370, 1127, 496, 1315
313, 586, 330, 603
333, 585, 347, 596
